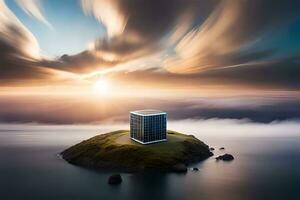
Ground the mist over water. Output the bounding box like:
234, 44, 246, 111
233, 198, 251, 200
1, 93, 300, 124
0, 120, 300, 200
169, 119, 300, 137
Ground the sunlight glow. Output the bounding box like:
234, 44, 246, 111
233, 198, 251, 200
92, 78, 111, 95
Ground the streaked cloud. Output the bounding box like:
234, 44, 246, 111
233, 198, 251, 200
81, 0, 127, 37
0, 0, 300, 91
0, 0, 82, 85
0, 0, 46, 83
165, 0, 243, 73
164, 0, 300, 73
15, 0, 51, 27
0, 0, 40, 59
79, 0, 209, 70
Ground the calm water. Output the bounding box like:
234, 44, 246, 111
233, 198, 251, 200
1, 121, 300, 200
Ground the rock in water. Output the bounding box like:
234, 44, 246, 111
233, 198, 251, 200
210, 147, 215, 151
172, 163, 187, 173
192, 167, 199, 171
216, 154, 234, 161
219, 147, 225, 150
108, 174, 122, 185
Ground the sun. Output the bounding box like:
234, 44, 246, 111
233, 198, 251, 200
92, 78, 111, 95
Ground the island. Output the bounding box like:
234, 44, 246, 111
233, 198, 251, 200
61, 130, 213, 172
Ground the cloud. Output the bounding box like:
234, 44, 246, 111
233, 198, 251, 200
0, 0, 77, 85
164, 0, 300, 73
81, 0, 201, 39
39, 51, 117, 74
0, 0, 40, 58
168, 118, 300, 138
0, 93, 299, 124
1, 0, 300, 90
81, 0, 127, 37
80, 0, 216, 68
0, 0, 46, 82
15, 0, 51, 27
104, 54, 300, 90
77, 0, 300, 90
191, 56, 300, 89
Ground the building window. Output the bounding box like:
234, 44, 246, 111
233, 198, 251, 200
130, 110, 167, 144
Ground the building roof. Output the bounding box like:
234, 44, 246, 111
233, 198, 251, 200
130, 109, 166, 116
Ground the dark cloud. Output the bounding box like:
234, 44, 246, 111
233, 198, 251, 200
164, 0, 300, 73
39, 51, 118, 74
106, 54, 300, 90
197, 56, 300, 89
83, 0, 217, 62
113, 0, 213, 39
0, 40, 50, 84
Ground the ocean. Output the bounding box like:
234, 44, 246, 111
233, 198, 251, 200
0, 120, 300, 200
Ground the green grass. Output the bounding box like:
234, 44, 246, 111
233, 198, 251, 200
62, 130, 212, 172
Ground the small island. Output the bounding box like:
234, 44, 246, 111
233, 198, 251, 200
61, 130, 213, 172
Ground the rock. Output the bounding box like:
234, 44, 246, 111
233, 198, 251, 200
210, 147, 215, 151
219, 147, 225, 150
172, 163, 187, 173
216, 154, 234, 161
108, 174, 122, 185
192, 167, 199, 171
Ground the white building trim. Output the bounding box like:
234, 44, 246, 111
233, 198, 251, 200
131, 137, 167, 145
130, 110, 166, 116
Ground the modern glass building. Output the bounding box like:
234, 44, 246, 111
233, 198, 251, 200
130, 110, 167, 144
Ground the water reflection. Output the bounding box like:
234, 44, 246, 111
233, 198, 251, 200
127, 173, 169, 200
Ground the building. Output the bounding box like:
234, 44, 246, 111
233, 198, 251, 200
130, 109, 167, 144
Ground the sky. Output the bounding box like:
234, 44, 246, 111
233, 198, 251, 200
0, 0, 300, 124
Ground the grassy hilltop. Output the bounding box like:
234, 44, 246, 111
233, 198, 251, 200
61, 130, 213, 172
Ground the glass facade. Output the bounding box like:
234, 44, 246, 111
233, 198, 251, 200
130, 111, 167, 144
